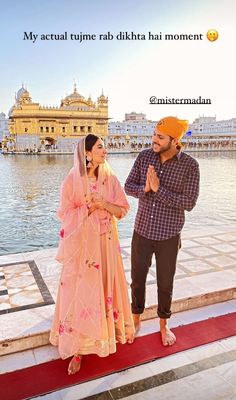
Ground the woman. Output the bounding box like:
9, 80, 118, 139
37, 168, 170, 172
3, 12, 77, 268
50, 134, 135, 375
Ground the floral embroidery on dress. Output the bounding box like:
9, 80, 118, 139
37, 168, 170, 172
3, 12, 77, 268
59, 323, 65, 335
106, 296, 112, 306
85, 260, 100, 270
59, 318, 73, 336
89, 178, 98, 193
59, 228, 64, 238
113, 309, 119, 321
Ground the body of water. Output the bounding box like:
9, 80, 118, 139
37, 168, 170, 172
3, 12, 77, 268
1, 152, 236, 255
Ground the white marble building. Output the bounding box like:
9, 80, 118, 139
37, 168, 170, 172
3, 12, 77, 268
0, 112, 9, 143
107, 112, 155, 149
190, 116, 236, 134
106, 114, 236, 152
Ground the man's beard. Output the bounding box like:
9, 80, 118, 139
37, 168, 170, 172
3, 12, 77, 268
152, 138, 172, 154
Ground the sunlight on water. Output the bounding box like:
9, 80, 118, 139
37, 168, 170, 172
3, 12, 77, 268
1, 152, 236, 254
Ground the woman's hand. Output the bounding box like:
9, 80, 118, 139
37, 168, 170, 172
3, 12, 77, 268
89, 193, 106, 213
89, 193, 123, 219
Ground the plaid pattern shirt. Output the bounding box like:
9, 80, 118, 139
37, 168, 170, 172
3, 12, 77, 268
124, 148, 200, 241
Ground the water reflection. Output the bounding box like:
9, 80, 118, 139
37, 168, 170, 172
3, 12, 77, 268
0, 151, 236, 255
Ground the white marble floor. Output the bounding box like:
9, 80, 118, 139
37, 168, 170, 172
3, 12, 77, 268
1, 225, 236, 356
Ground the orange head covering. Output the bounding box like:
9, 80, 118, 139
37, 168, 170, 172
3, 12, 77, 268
156, 116, 189, 147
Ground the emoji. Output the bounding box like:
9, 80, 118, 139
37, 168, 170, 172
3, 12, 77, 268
206, 29, 219, 42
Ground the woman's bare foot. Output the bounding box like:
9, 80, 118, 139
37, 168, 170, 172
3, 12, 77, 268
160, 318, 176, 346
68, 355, 82, 375
126, 332, 135, 344
132, 313, 141, 335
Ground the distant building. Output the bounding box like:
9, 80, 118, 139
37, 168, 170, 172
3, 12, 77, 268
190, 116, 236, 134
124, 112, 146, 121
107, 114, 236, 152
107, 112, 155, 150
8, 84, 108, 151
0, 112, 9, 145
109, 112, 155, 136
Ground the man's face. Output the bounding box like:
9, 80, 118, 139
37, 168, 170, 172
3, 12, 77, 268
152, 128, 174, 153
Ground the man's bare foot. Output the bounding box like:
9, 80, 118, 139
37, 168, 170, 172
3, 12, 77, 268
132, 313, 141, 335
68, 355, 82, 375
160, 319, 176, 346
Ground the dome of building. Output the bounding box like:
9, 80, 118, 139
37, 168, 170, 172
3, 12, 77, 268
64, 84, 85, 101
60, 84, 95, 110
16, 86, 29, 102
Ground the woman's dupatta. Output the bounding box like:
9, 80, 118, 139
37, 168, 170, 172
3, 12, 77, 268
53, 138, 129, 354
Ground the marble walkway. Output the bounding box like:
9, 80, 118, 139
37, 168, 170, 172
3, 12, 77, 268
1, 224, 236, 356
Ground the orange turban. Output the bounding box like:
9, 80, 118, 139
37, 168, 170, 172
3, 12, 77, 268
156, 116, 189, 146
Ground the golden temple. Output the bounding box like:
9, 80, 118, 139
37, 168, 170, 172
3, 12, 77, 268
8, 84, 108, 151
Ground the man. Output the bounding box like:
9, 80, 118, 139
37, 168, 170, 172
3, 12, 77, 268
124, 116, 200, 346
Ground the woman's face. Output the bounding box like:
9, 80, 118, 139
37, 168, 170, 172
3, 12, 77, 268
87, 138, 107, 166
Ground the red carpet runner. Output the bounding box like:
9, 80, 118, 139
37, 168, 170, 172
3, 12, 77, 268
1, 312, 236, 400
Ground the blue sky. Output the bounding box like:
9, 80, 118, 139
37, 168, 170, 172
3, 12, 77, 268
1, 0, 235, 122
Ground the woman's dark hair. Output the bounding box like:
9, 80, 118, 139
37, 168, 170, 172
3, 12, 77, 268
85, 134, 102, 178
85, 134, 100, 152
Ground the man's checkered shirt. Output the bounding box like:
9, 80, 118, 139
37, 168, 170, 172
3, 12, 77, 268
124, 148, 200, 241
